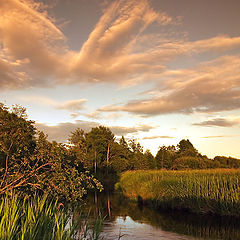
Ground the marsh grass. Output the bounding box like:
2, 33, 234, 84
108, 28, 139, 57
0, 193, 104, 240
116, 169, 240, 216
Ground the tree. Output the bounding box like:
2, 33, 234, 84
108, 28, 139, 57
144, 149, 156, 169
155, 145, 177, 169
68, 128, 89, 168
0, 103, 102, 200
85, 126, 115, 174
214, 156, 240, 168
0, 104, 37, 190
177, 139, 198, 157
171, 156, 207, 170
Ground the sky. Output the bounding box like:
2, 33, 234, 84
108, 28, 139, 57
1, 0, 240, 158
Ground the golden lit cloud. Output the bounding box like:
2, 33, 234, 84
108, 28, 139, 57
99, 55, 240, 115
1, 0, 240, 90
56, 99, 87, 112
193, 117, 240, 127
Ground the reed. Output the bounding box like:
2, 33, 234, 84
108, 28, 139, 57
0, 193, 104, 240
116, 169, 240, 216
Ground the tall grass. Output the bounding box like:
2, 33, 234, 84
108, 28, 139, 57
0, 193, 104, 240
116, 169, 240, 216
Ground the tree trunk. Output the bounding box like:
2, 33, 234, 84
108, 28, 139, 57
161, 150, 164, 169
106, 142, 110, 175
94, 149, 97, 174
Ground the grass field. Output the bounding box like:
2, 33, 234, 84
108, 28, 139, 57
116, 169, 240, 216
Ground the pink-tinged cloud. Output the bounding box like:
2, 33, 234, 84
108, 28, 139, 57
202, 135, 240, 139
99, 55, 240, 115
193, 117, 240, 127
56, 99, 87, 112
143, 135, 174, 140
1, 0, 240, 90
0, 58, 30, 89
71, 0, 173, 84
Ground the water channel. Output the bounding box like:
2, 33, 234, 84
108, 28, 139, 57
81, 192, 240, 240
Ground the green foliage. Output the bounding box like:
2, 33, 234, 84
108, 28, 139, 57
177, 139, 198, 157
171, 156, 207, 170
0, 193, 104, 240
155, 145, 177, 169
214, 156, 240, 168
117, 169, 240, 216
0, 104, 102, 201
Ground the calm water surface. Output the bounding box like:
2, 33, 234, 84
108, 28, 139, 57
81, 192, 240, 240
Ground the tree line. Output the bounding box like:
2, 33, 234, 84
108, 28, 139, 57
69, 127, 240, 175
1, 103, 240, 197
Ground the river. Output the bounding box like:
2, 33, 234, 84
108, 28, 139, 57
81, 192, 240, 240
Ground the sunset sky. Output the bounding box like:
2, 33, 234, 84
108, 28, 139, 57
1, 0, 240, 158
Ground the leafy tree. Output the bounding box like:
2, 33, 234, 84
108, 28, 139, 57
85, 126, 115, 174
0, 103, 102, 200
177, 139, 198, 157
171, 156, 207, 170
0, 104, 37, 191
144, 149, 156, 169
214, 156, 240, 168
155, 145, 177, 169
68, 128, 89, 168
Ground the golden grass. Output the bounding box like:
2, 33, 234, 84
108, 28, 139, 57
116, 169, 240, 216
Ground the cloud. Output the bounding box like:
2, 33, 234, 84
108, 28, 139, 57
36, 121, 99, 142
99, 55, 240, 116
110, 124, 154, 135
193, 118, 240, 127
0, 0, 70, 89
0, 58, 30, 89
70, 0, 173, 85
0, 0, 172, 89
202, 135, 240, 139
18, 95, 57, 105
56, 99, 87, 112
1, 0, 240, 91
35, 121, 154, 142
142, 135, 174, 140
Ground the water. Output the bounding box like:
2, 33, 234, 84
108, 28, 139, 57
81, 192, 240, 240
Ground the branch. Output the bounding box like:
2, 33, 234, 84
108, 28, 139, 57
0, 163, 52, 195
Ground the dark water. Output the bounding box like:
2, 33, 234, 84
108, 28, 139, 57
81, 192, 240, 240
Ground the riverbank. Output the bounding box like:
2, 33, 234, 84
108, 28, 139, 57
116, 169, 240, 216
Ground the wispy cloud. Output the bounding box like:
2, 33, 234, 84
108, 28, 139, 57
99, 55, 240, 116
0, 0, 70, 88
56, 99, 87, 112
202, 135, 240, 139
18, 95, 58, 105
193, 117, 240, 127
143, 135, 174, 140
1, 0, 240, 91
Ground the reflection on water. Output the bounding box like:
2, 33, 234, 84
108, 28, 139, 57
81, 192, 240, 240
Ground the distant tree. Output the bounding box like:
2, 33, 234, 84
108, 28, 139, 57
86, 126, 115, 174
177, 139, 198, 157
155, 145, 177, 169
171, 156, 207, 170
68, 128, 89, 168
214, 156, 240, 168
111, 137, 130, 172
144, 149, 156, 169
